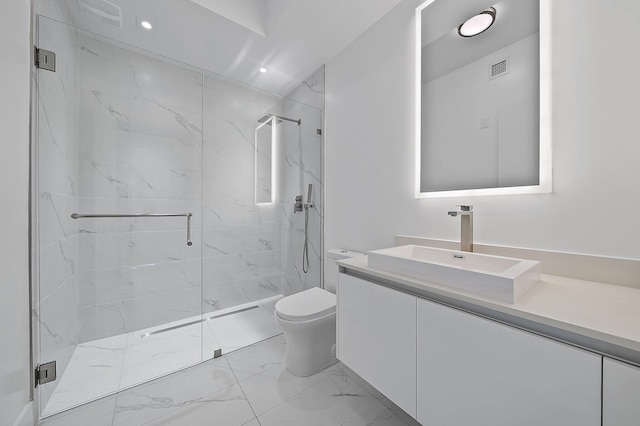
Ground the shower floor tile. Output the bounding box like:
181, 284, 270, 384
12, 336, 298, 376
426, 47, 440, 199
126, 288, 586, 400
41, 296, 282, 417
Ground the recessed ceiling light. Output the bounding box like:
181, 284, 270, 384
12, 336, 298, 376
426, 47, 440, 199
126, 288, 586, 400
458, 7, 496, 38
259, 67, 268, 74
140, 20, 153, 30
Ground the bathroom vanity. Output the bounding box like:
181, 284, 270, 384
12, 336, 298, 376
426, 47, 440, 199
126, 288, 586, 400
336, 241, 640, 426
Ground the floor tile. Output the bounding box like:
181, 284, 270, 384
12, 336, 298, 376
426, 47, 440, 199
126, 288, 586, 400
42, 335, 127, 417
38, 394, 117, 426
341, 399, 411, 426
239, 361, 342, 416
141, 383, 255, 426
225, 333, 286, 382
112, 357, 236, 426
37, 331, 422, 426
256, 368, 376, 426
41, 297, 279, 416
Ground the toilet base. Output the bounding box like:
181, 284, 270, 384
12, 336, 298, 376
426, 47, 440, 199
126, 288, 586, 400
275, 311, 337, 377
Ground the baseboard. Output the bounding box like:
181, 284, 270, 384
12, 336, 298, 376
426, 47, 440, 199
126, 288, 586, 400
13, 402, 34, 426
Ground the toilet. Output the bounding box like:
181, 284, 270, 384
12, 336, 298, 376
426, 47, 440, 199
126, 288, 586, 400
274, 249, 364, 377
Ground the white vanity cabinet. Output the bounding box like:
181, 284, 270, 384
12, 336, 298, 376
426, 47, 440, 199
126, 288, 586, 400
416, 298, 602, 426
336, 273, 417, 418
603, 358, 640, 425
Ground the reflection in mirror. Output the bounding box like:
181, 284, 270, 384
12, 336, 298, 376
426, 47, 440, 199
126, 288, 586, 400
255, 116, 276, 204
416, 0, 551, 198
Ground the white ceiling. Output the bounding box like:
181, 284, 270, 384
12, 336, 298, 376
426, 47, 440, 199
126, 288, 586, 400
49, 0, 403, 96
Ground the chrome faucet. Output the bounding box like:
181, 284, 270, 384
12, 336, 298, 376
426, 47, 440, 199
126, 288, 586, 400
448, 205, 473, 252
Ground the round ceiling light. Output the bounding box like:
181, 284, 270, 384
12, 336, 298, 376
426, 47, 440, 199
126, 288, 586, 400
140, 20, 153, 30
458, 7, 496, 38
259, 67, 268, 73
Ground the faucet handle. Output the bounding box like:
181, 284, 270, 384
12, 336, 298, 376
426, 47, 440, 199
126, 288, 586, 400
457, 205, 473, 211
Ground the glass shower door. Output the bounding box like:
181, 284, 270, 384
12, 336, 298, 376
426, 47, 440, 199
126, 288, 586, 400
35, 16, 205, 417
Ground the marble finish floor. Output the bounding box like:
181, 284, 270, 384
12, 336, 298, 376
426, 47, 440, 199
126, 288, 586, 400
38, 334, 421, 426
42, 297, 283, 417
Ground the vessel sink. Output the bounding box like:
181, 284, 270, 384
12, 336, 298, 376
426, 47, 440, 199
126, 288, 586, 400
367, 245, 540, 303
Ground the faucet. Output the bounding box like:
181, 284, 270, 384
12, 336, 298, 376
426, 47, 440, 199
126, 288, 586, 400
448, 205, 473, 252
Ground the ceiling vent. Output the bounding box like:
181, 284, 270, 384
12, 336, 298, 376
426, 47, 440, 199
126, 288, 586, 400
489, 58, 510, 80
77, 0, 123, 28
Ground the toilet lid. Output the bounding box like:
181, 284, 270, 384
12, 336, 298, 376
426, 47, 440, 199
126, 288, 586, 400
276, 287, 336, 321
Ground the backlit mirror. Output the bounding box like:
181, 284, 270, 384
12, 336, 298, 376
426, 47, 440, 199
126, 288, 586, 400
416, 0, 551, 198
255, 116, 276, 204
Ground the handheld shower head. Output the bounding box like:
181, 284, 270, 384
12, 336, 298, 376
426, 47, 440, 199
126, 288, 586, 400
307, 184, 312, 204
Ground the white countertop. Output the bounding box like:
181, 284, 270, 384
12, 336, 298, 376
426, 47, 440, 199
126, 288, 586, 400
338, 255, 640, 364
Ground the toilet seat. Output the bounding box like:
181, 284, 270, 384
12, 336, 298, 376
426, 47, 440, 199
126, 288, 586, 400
275, 287, 336, 322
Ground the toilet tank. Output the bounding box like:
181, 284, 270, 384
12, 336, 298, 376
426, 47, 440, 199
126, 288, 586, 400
325, 249, 365, 294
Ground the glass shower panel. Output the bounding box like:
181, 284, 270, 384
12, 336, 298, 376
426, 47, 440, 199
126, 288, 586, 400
278, 97, 324, 298
201, 71, 324, 356
35, 16, 205, 417
201, 72, 284, 354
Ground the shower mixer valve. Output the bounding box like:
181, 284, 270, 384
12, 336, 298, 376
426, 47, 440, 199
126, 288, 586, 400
294, 195, 313, 213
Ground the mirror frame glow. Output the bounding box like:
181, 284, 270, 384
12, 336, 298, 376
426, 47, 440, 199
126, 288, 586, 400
255, 116, 277, 205
415, 0, 552, 199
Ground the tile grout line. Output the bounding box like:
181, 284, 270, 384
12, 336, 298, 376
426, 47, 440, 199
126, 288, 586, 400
132, 357, 240, 426
251, 363, 347, 420
338, 397, 379, 426
228, 353, 262, 426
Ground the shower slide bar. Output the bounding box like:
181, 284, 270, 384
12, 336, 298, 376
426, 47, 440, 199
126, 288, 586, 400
70, 212, 193, 246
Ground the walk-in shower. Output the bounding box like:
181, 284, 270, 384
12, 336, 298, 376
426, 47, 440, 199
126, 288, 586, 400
32, 9, 324, 419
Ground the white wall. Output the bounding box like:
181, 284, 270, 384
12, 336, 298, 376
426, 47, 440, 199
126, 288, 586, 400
0, 1, 33, 426
325, 0, 640, 289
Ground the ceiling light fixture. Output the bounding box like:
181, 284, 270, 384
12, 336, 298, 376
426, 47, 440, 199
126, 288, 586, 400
140, 20, 153, 30
259, 67, 268, 73
458, 7, 496, 38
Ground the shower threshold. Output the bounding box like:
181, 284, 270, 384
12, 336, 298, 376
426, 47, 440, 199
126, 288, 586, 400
41, 295, 283, 418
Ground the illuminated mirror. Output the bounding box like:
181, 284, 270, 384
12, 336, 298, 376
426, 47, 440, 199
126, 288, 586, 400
416, 0, 551, 198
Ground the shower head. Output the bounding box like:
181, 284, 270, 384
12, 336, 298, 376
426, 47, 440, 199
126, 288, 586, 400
258, 115, 280, 125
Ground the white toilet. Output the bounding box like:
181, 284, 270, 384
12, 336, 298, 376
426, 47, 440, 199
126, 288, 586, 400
274, 249, 364, 377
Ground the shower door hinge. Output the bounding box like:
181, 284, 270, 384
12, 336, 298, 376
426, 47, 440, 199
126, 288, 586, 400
35, 47, 56, 72
35, 361, 57, 387
316, 129, 322, 135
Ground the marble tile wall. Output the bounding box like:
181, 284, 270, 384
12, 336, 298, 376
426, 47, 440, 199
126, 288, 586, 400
35, 16, 80, 411
278, 67, 325, 295
76, 35, 204, 341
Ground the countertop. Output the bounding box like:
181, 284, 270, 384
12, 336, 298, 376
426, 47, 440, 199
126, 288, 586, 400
337, 255, 640, 366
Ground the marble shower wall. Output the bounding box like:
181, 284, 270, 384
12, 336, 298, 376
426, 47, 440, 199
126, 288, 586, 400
76, 35, 204, 342
279, 67, 325, 296
201, 73, 283, 313
36, 16, 80, 411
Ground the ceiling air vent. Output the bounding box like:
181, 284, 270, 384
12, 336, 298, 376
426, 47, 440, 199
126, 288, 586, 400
489, 58, 509, 80
77, 0, 123, 27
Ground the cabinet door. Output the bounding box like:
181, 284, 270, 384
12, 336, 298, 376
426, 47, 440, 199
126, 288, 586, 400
417, 298, 601, 426
604, 357, 640, 426
337, 273, 416, 418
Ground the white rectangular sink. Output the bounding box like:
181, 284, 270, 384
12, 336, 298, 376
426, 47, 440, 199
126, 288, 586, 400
367, 245, 540, 303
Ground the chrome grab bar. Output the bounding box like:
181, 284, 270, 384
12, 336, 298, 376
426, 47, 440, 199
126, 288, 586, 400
70, 213, 193, 246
